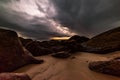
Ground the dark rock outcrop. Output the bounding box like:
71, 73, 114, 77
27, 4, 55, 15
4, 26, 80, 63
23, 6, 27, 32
89, 57, 120, 77
64, 35, 89, 53
24, 40, 67, 56
68, 35, 89, 43
25, 41, 53, 56
82, 27, 120, 53
52, 51, 71, 58
22, 35, 89, 57
19, 37, 33, 46
65, 40, 86, 53
0, 28, 43, 72
0, 73, 31, 80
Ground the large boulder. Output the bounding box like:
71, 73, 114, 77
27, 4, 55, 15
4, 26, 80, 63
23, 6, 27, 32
89, 57, 120, 77
0, 73, 31, 80
25, 41, 53, 56
0, 28, 43, 72
65, 35, 89, 53
51, 51, 71, 58
68, 35, 89, 43
82, 27, 120, 53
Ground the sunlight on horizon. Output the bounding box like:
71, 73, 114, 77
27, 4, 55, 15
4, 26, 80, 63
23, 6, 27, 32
50, 37, 71, 40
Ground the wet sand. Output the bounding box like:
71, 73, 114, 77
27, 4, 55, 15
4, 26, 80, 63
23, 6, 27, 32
15, 51, 120, 80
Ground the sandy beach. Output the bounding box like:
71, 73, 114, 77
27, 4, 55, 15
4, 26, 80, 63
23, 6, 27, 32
14, 51, 120, 80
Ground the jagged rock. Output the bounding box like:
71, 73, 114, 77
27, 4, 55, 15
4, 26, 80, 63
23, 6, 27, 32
51, 46, 67, 53
65, 41, 85, 53
25, 40, 66, 56
64, 35, 89, 53
89, 57, 120, 77
82, 27, 120, 53
39, 40, 67, 48
51, 51, 71, 58
25, 39, 69, 56
24, 35, 89, 56
25, 41, 53, 56
23, 48, 44, 64
0, 73, 31, 80
19, 37, 33, 46
0, 28, 43, 72
68, 35, 89, 43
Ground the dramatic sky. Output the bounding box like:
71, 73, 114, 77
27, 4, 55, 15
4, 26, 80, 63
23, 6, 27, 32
0, 0, 120, 40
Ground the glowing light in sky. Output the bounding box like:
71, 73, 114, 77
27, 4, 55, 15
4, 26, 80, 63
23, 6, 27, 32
50, 37, 70, 40
4, 0, 77, 36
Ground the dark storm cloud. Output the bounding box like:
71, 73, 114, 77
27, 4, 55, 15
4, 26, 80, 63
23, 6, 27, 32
1, 0, 120, 40
0, 0, 64, 40
52, 0, 120, 36
0, 14, 62, 40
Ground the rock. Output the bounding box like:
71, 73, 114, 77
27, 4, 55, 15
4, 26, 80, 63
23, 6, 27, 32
24, 35, 89, 56
68, 35, 89, 43
25, 41, 53, 56
62, 35, 89, 53
25, 40, 65, 56
89, 58, 120, 77
71, 56, 76, 59
113, 57, 120, 60
51, 51, 71, 58
51, 46, 67, 53
19, 37, 33, 46
38, 40, 63, 48
23, 48, 44, 64
66, 42, 85, 53
25, 39, 70, 56
0, 28, 43, 72
82, 27, 120, 53
0, 73, 31, 80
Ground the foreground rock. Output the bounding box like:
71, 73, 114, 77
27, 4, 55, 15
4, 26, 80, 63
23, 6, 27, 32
82, 27, 120, 53
51, 51, 71, 58
0, 73, 31, 80
0, 28, 43, 72
89, 57, 120, 77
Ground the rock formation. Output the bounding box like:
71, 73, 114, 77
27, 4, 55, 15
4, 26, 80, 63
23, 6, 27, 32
89, 57, 120, 77
0, 73, 31, 80
68, 35, 89, 43
19, 37, 33, 46
0, 28, 43, 72
25, 41, 53, 56
66, 35, 89, 53
51, 51, 71, 58
22, 35, 89, 57
82, 27, 120, 53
